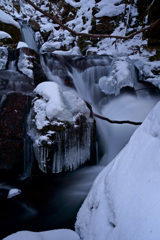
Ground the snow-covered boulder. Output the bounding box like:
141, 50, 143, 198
0, 10, 20, 47
99, 54, 137, 96
3, 229, 80, 240
75, 101, 160, 240
28, 82, 96, 173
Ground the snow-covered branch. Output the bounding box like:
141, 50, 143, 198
25, 0, 160, 41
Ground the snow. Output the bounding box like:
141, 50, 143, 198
0, 9, 20, 28
95, 0, 125, 18
33, 81, 91, 126
7, 189, 21, 199
17, 41, 28, 49
99, 54, 136, 96
53, 46, 82, 55
3, 229, 80, 240
0, 31, 11, 39
75, 101, 160, 240
34, 82, 64, 122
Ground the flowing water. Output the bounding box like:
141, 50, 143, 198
1, 51, 160, 239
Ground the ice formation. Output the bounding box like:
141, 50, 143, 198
0, 47, 8, 70
75, 101, 160, 240
99, 54, 137, 96
18, 48, 34, 79
28, 82, 95, 173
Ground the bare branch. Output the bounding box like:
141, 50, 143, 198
93, 113, 142, 125
25, 0, 160, 41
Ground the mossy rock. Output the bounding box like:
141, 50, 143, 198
0, 21, 20, 46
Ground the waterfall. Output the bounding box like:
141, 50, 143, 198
68, 56, 160, 165
21, 24, 38, 52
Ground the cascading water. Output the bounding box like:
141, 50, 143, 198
21, 24, 38, 52
1, 52, 160, 239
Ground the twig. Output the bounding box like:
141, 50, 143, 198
93, 113, 142, 125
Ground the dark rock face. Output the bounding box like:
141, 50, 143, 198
0, 93, 32, 179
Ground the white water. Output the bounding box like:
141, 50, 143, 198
70, 62, 160, 166
21, 25, 38, 52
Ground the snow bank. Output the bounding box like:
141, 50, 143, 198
3, 229, 80, 240
75, 101, 160, 240
99, 54, 136, 96
0, 9, 20, 28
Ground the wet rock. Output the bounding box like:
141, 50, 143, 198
0, 92, 33, 178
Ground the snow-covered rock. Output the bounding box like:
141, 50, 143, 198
99, 54, 137, 96
3, 229, 80, 240
0, 47, 8, 70
18, 48, 34, 79
7, 189, 21, 199
28, 82, 95, 173
17, 41, 28, 49
0, 31, 11, 40
75, 101, 160, 240
0, 9, 20, 29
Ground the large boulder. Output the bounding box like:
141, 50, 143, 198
0, 10, 20, 48
28, 82, 96, 173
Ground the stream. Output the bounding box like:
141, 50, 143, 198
0, 25, 160, 239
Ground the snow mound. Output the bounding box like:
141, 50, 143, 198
99, 54, 136, 96
17, 41, 28, 49
34, 81, 90, 126
3, 229, 80, 240
75, 101, 160, 240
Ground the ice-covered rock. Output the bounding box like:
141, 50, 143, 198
75, 101, 160, 240
0, 47, 8, 70
28, 82, 95, 173
18, 48, 34, 79
99, 54, 137, 96
133, 58, 160, 89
